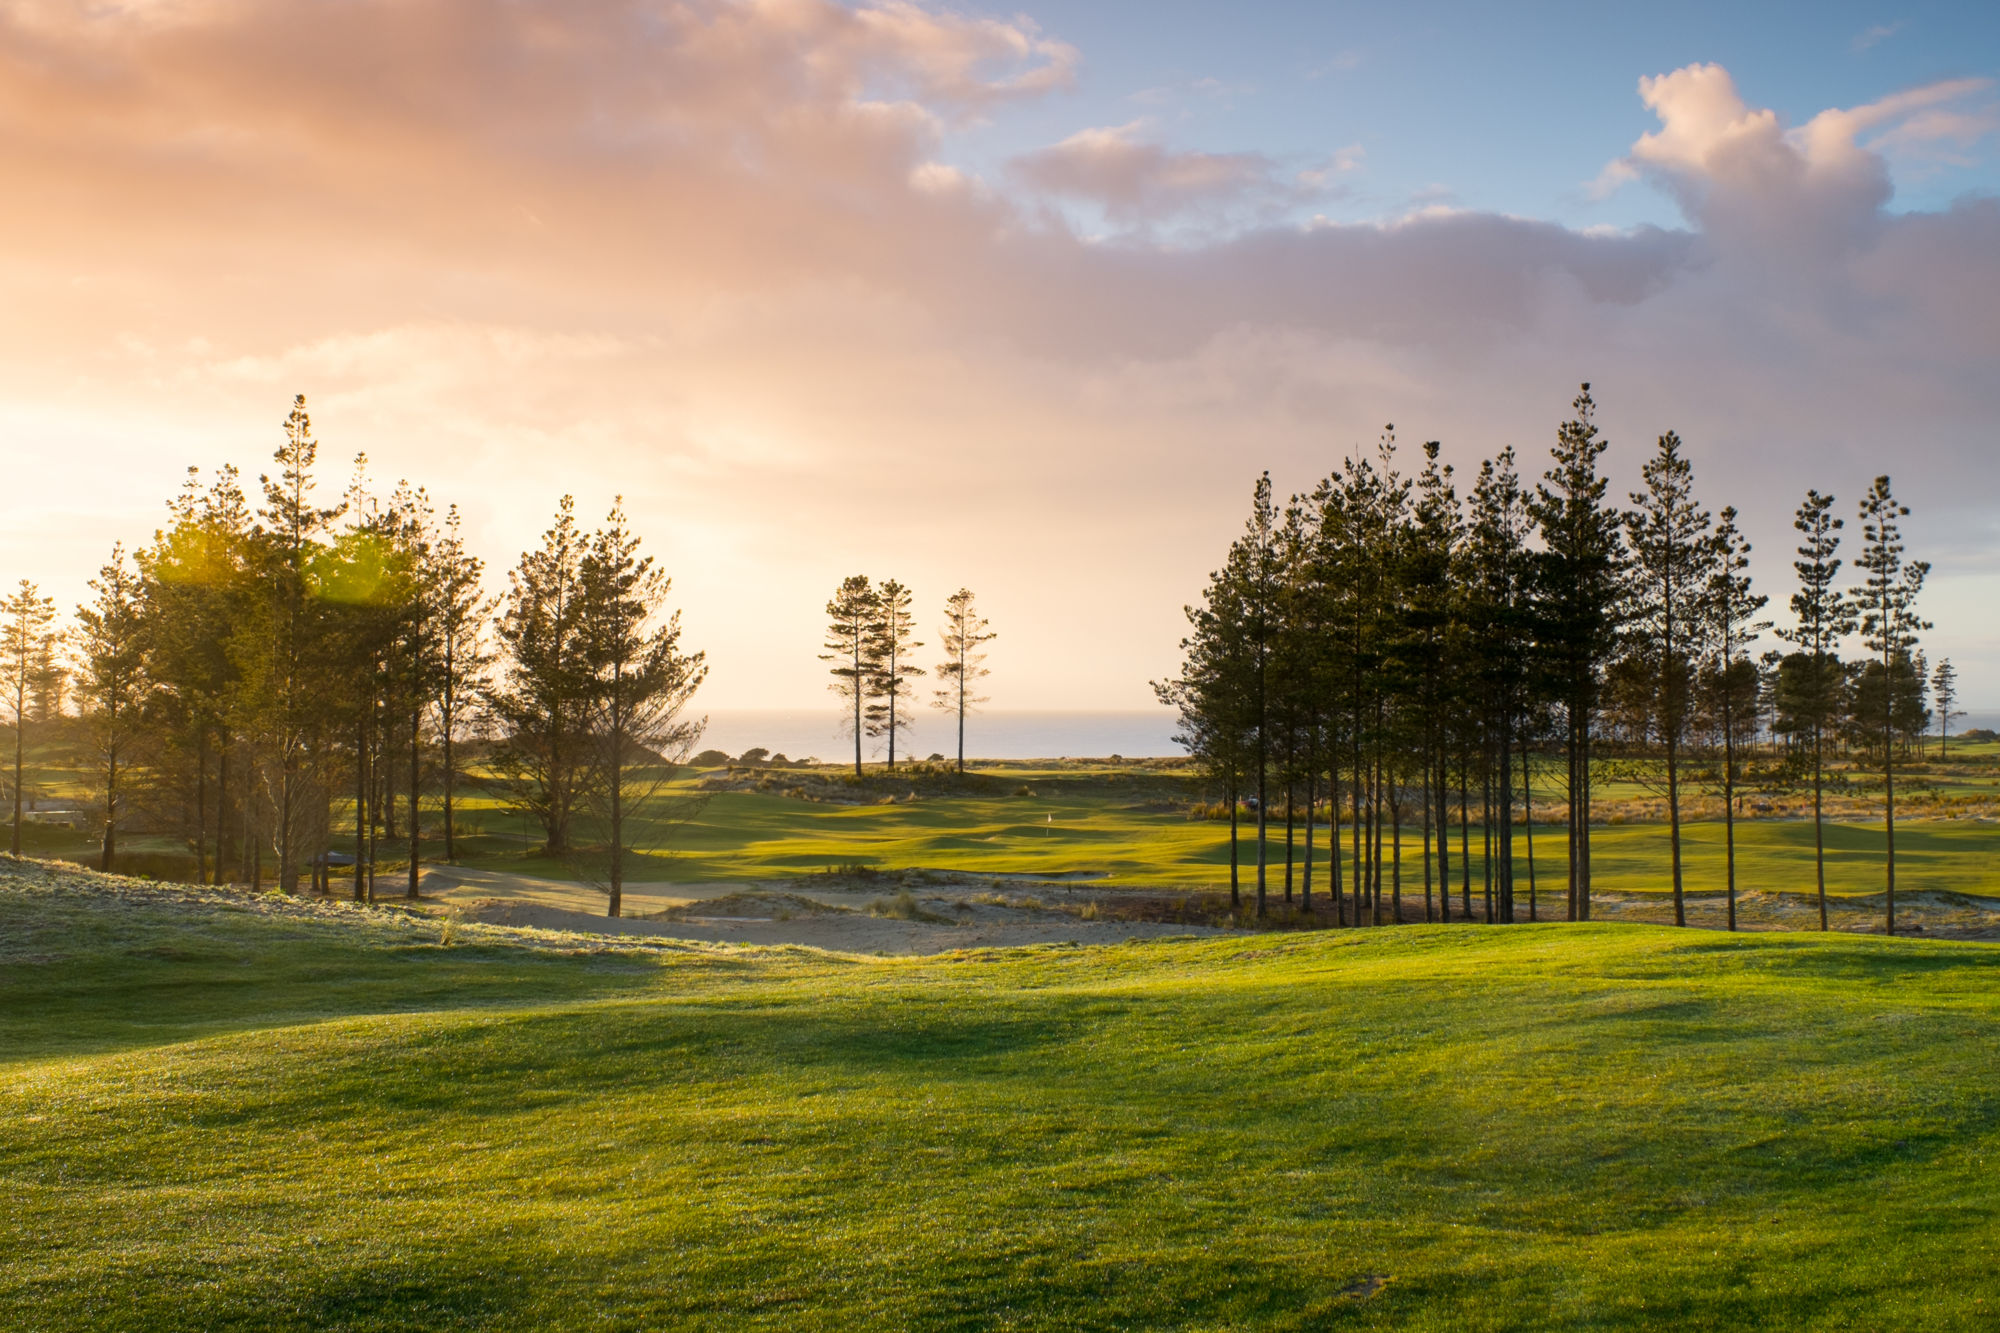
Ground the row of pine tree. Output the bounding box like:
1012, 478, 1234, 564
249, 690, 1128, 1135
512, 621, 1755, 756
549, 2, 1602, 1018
1158, 385, 1940, 934
1, 397, 705, 917
822, 577, 995, 774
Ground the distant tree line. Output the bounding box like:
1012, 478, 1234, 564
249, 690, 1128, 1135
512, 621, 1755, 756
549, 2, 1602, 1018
1158, 385, 1941, 935
823, 579, 994, 773
1, 396, 705, 917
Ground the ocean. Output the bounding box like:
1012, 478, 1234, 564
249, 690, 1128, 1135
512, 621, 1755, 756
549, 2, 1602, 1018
694, 706, 2000, 766
696, 709, 1185, 763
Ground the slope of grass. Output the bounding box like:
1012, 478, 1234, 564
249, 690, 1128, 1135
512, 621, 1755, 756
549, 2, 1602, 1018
4, 859, 1999, 1330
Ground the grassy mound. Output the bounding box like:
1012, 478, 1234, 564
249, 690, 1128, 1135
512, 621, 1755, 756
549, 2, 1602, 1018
4, 858, 1998, 1330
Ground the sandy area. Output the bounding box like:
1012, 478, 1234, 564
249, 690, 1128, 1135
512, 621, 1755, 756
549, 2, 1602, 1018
418, 866, 1235, 955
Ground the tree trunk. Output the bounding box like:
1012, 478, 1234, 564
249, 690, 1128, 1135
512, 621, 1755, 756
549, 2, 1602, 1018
1885, 704, 1897, 936
1723, 692, 1737, 932
1578, 724, 1594, 921
1283, 779, 1295, 906
1814, 723, 1828, 931
1498, 717, 1514, 924
1459, 759, 1472, 920
407, 704, 421, 900
442, 700, 456, 863
1667, 728, 1685, 927
1437, 756, 1451, 923
99, 747, 118, 872
1330, 766, 1345, 927
1422, 765, 1434, 923
355, 716, 369, 902
1482, 760, 1494, 924
1302, 769, 1315, 912
217, 741, 233, 884
609, 672, 625, 920
194, 730, 209, 884
1522, 742, 1537, 923
1255, 741, 1267, 919
1227, 776, 1240, 912
1389, 777, 1403, 925
10, 691, 22, 857
278, 756, 296, 894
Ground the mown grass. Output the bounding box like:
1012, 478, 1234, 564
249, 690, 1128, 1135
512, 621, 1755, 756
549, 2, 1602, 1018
4, 860, 1999, 1330
24, 746, 2000, 906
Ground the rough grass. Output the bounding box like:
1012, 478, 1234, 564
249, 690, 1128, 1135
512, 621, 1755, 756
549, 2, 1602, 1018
4, 858, 2000, 1329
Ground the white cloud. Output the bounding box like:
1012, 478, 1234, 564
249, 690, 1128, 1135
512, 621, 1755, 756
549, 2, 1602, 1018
1853, 21, 1903, 52
2, 15, 1999, 704
1008, 122, 1347, 226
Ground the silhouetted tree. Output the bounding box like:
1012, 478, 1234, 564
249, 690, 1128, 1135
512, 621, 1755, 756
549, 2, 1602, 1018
1850, 476, 1929, 936
251, 395, 346, 890
1623, 430, 1715, 927
74, 547, 149, 871
1528, 384, 1627, 923
578, 501, 708, 917
821, 576, 877, 777
487, 497, 594, 855
932, 588, 994, 773
1932, 658, 1958, 758
1703, 507, 1768, 932
3, 580, 59, 856
1774, 489, 1852, 930
866, 579, 924, 770
431, 505, 493, 863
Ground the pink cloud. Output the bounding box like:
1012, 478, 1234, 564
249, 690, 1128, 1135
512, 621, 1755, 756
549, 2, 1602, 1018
0, 10, 1997, 704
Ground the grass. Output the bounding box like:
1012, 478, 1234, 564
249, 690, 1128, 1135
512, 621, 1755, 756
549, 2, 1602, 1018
5, 858, 2000, 1329
20, 750, 2000, 914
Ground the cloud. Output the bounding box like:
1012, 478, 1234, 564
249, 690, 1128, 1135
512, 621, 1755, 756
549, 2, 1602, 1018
1603, 63, 1996, 254
1008, 122, 1357, 227
0, 9, 1997, 704
1853, 22, 1903, 52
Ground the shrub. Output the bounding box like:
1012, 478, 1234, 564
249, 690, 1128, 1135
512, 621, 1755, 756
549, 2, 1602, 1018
866, 890, 949, 923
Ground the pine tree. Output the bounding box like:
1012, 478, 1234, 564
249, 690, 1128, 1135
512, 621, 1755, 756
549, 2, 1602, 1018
579, 500, 708, 918
932, 589, 994, 773
251, 395, 346, 891
431, 505, 493, 863
1402, 443, 1461, 925
140, 466, 253, 883
1157, 536, 1259, 913
822, 576, 877, 778
1623, 430, 1716, 927
1527, 384, 1626, 923
2, 580, 59, 857
865, 580, 924, 770
1465, 448, 1532, 923
1932, 659, 1959, 758
1850, 476, 1929, 936
1773, 490, 1852, 930
74, 547, 149, 871
1237, 474, 1280, 918
1703, 507, 1769, 932
487, 497, 595, 855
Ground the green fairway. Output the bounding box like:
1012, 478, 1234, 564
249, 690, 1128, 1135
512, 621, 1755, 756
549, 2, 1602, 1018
5, 861, 1999, 1330
23, 746, 2000, 912
420, 763, 2000, 908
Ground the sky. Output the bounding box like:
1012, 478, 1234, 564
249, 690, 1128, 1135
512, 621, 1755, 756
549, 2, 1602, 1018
2, 0, 1997, 711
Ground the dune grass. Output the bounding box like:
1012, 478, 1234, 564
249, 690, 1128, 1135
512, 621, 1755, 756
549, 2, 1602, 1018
4, 860, 1999, 1329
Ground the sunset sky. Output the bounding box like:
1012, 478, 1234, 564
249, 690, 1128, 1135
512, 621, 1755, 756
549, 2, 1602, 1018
3, 0, 1997, 711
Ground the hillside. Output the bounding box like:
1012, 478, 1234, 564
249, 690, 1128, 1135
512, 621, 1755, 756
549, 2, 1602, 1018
3, 859, 1998, 1330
